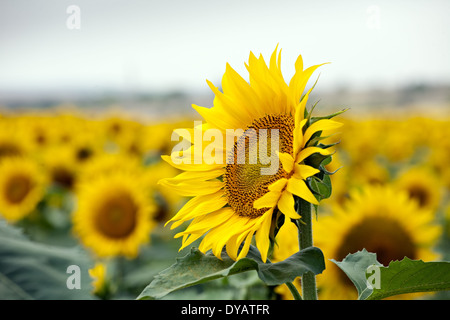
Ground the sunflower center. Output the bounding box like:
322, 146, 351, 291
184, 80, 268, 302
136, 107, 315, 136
51, 167, 75, 189
336, 216, 416, 266
5, 174, 33, 204
76, 147, 93, 162
224, 114, 294, 218
0, 143, 22, 158
406, 184, 429, 208
95, 191, 138, 239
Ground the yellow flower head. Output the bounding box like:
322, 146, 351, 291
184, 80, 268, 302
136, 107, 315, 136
393, 165, 443, 212
73, 171, 157, 258
0, 157, 47, 222
89, 262, 107, 295
160, 46, 342, 262
272, 184, 442, 300
314, 184, 441, 300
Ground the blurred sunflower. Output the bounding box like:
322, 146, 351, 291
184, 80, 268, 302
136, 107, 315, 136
72, 171, 157, 258
314, 184, 441, 300
0, 157, 47, 222
77, 152, 143, 185
349, 160, 390, 186
39, 145, 79, 190
70, 128, 104, 165
394, 166, 442, 212
89, 262, 110, 298
161, 46, 342, 262
0, 124, 29, 159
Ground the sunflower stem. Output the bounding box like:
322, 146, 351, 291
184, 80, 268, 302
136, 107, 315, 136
296, 197, 318, 300
285, 281, 303, 300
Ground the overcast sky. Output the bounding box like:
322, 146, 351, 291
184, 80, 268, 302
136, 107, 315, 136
1, 0, 449, 96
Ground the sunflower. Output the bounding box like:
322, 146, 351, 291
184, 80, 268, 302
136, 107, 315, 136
0, 157, 47, 222
393, 166, 443, 212
69, 127, 104, 165
76, 152, 143, 186
0, 122, 29, 160
72, 171, 157, 258
160, 46, 342, 262
39, 145, 79, 190
89, 262, 110, 298
314, 184, 441, 300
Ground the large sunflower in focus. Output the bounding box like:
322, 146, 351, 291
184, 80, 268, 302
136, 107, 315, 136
73, 172, 157, 258
160, 47, 342, 262
314, 184, 441, 300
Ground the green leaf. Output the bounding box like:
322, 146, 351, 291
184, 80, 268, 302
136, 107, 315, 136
304, 152, 332, 169
331, 249, 382, 300
0, 220, 95, 300
367, 258, 450, 300
309, 175, 332, 200
331, 249, 450, 300
137, 245, 325, 300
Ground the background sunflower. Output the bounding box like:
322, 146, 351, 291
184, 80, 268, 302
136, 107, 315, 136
314, 184, 442, 300
72, 171, 157, 259
0, 157, 47, 223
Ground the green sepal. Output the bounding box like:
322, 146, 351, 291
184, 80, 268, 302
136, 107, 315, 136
308, 175, 332, 201
309, 108, 349, 125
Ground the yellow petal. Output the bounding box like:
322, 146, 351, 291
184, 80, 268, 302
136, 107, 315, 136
294, 164, 320, 180
192, 104, 241, 131
222, 63, 264, 119
255, 209, 274, 263
167, 190, 226, 228
253, 190, 281, 209
288, 63, 328, 107
295, 147, 331, 164
206, 80, 251, 128
161, 155, 223, 172
303, 119, 343, 147
224, 215, 255, 260
278, 152, 294, 173
176, 207, 235, 236
293, 114, 308, 157
159, 179, 223, 197
268, 178, 288, 192
278, 191, 301, 219
179, 233, 204, 251
237, 231, 255, 260
225, 234, 240, 261
286, 178, 319, 205
164, 168, 225, 184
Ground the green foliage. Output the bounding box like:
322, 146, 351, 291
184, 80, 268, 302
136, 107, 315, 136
137, 245, 325, 300
309, 175, 332, 201
0, 220, 95, 300
332, 249, 450, 300
331, 249, 382, 300
367, 257, 450, 300
310, 108, 349, 124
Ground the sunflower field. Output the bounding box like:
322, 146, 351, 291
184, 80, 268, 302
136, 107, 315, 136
1, 51, 450, 302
